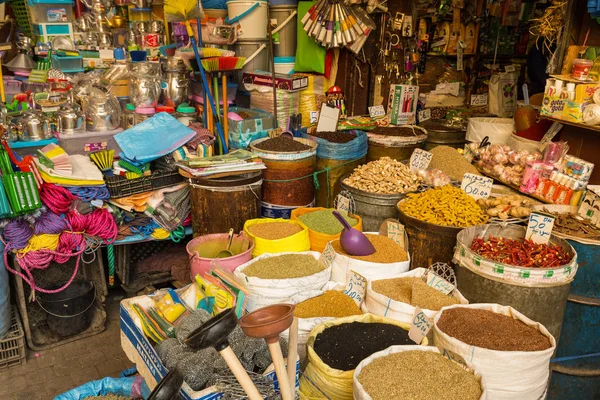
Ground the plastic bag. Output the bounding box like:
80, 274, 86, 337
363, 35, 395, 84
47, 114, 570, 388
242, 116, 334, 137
243, 218, 310, 257
352, 345, 487, 400
298, 314, 423, 400
466, 117, 515, 145
54, 376, 150, 400
233, 251, 330, 311
433, 304, 556, 400
488, 69, 519, 117
295, 2, 326, 73
290, 207, 363, 252
300, 129, 368, 161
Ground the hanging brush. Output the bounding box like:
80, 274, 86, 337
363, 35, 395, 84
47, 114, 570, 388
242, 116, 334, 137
164, 0, 229, 155
199, 48, 236, 58
200, 57, 246, 72
89, 149, 114, 172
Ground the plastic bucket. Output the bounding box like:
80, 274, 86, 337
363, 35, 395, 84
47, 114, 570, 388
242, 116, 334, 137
37, 280, 95, 337
270, 5, 297, 57
261, 198, 315, 219
233, 40, 269, 73
226, 1, 269, 40
274, 56, 295, 74
186, 233, 254, 280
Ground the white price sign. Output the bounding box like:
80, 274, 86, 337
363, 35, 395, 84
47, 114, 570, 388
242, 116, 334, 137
343, 270, 367, 307
525, 212, 555, 244
461, 173, 493, 199
426, 271, 456, 295
578, 190, 600, 227
408, 306, 432, 344
409, 148, 433, 171
368, 105, 386, 119
470, 93, 488, 106
320, 243, 336, 268
418, 109, 431, 122
386, 220, 405, 249
336, 196, 350, 215
310, 111, 319, 124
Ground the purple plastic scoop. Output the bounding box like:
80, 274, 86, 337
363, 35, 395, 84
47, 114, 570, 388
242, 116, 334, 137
333, 211, 376, 256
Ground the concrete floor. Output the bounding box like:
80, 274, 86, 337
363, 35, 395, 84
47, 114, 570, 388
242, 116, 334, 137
1, 292, 134, 400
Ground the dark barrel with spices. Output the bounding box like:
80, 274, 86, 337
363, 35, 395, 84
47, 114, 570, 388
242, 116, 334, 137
250, 137, 318, 212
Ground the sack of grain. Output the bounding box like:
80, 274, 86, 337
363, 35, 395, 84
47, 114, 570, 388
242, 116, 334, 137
433, 303, 556, 400
466, 117, 515, 145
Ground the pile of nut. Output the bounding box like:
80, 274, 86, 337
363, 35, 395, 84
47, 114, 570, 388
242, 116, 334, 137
343, 157, 422, 194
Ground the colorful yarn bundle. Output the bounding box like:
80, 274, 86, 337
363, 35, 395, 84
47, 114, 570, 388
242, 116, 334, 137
85, 208, 118, 244
34, 212, 69, 235
40, 183, 75, 214
67, 186, 111, 202
3, 219, 34, 250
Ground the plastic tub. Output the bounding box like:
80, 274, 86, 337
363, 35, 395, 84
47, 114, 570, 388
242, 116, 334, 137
37, 280, 95, 337
226, 0, 269, 40
274, 56, 295, 74
51, 54, 83, 73
29, 0, 73, 23
572, 58, 593, 81
186, 233, 254, 280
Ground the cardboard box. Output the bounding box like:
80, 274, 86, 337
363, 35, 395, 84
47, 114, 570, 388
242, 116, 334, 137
541, 94, 591, 123
387, 84, 419, 125
242, 71, 308, 92
120, 292, 299, 400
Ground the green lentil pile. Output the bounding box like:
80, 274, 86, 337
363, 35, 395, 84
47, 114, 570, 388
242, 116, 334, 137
298, 209, 358, 235
357, 351, 482, 400
331, 234, 408, 263
247, 222, 303, 240
372, 277, 459, 310
242, 254, 325, 279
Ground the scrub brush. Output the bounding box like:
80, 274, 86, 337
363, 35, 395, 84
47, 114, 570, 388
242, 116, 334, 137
89, 149, 114, 172
200, 57, 246, 72
118, 159, 149, 175
199, 48, 235, 58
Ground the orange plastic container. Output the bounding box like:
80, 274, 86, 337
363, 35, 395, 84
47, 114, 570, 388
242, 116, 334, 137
290, 207, 363, 252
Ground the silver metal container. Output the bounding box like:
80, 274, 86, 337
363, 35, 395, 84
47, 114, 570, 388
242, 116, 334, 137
162, 71, 189, 108
128, 61, 161, 107
19, 110, 51, 141
56, 103, 85, 135
85, 93, 121, 132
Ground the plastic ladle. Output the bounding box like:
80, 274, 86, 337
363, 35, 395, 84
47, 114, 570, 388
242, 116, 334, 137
215, 228, 234, 258
332, 210, 376, 256
184, 309, 263, 400
239, 304, 295, 400
147, 369, 184, 400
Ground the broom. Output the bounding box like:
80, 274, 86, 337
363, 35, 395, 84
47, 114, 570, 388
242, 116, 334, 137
164, 0, 229, 155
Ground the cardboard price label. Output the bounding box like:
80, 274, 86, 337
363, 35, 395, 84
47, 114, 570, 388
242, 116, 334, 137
409, 148, 433, 171
409, 306, 432, 344
343, 270, 367, 307
578, 190, 600, 227
336, 196, 350, 215
461, 173, 493, 199
426, 271, 455, 295
368, 105, 386, 119
525, 212, 555, 244
386, 220, 405, 249
470, 93, 488, 106
320, 243, 336, 268
309, 111, 319, 124
418, 109, 431, 122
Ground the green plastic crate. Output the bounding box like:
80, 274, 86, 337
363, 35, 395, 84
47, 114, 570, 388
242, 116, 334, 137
10, 0, 33, 37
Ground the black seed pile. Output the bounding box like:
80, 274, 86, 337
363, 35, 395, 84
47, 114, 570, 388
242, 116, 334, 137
254, 136, 312, 152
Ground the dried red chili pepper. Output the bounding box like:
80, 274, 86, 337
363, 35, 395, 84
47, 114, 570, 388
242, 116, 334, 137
469, 236, 572, 268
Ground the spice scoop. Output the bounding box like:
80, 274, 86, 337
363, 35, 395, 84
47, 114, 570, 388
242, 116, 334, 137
215, 228, 234, 258
333, 211, 376, 256
184, 309, 263, 400
148, 369, 184, 400
239, 304, 295, 400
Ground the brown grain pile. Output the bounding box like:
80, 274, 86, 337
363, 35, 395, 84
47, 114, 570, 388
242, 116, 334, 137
371, 277, 459, 310
428, 145, 480, 181
330, 234, 408, 263
437, 308, 552, 351
247, 222, 303, 240
294, 290, 363, 318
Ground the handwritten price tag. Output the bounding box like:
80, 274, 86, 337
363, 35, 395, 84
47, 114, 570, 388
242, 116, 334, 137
408, 306, 432, 344
426, 271, 455, 295
418, 109, 431, 122
336, 196, 350, 215
578, 190, 600, 227
470, 93, 488, 106
343, 270, 367, 307
409, 148, 433, 171
320, 243, 336, 268
368, 105, 386, 119
461, 173, 493, 199
310, 111, 319, 124
526, 212, 555, 244
386, 221, 406, 249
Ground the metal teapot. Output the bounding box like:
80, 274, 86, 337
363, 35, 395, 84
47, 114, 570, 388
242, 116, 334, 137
56, 101, 85, 135
19, 109, 51, 141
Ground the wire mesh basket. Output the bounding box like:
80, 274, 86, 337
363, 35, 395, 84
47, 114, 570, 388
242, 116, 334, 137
0, 306, 26, 369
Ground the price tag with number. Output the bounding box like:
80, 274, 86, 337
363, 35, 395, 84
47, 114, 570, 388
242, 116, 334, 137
426, 271, 456, 295
409, 148, 433, 171
310, 111, 319, 124
336, 196, 350, 215
343, 270, 367, 307
470, 93, 488, 106
461, 173, 493, 199
578, 190, 600, 227
320, 243, 336, 268
409, 306, 432, 344
418, 109, 431, 123
368, 105, 386, 119
525, 212, 555, 244
386, 221, 406, 249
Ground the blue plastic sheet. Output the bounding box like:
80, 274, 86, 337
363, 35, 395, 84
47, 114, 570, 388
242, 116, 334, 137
114, 112, 196, 164
301, 129, 368, 160
0, 241, 10, 338
54, 376, 151, 400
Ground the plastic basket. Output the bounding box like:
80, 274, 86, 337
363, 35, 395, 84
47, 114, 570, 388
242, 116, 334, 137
0, 306, 26, 369
105, 170, 185, 199
51, 54, 83, 73
11, 0, 33, 36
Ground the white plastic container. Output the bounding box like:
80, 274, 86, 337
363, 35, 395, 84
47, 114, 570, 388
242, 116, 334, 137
274, 56, 295, 74
226, 0, 269, 40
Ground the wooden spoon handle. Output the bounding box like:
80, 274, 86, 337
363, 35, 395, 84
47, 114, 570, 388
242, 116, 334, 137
268, 341, 293, 400
219, 346, 263, 400
287, 317, 299, 396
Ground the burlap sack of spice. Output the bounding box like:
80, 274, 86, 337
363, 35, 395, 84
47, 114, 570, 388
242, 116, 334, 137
234, 251, 330, 312
243, 218, 310, 257
290, 207, 363, 253
433, 304, 556, 400
352, 345, 487, 400
299, 314, 425, 400
364, 268, 468, 340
